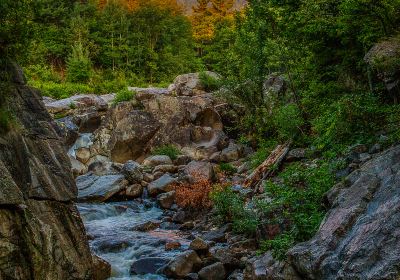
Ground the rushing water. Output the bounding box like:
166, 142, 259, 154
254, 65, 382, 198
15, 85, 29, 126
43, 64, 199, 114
71, 132, 190, 279
77, 201, 189, 279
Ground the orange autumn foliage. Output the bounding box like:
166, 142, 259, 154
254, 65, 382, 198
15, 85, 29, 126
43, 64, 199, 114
173, 176, 213, 210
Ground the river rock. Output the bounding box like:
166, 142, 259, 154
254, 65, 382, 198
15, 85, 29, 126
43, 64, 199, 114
77, 173, 128, 202
125, 184, 143, 198
157, 191, 176, 209
122, 160, 143, 183
92, 254, 111, 280
132, 221, 160, 232
202, 224, 231, 243
153, 164, 178, 174
164, 250, 202, 278
165, 241, 182, 251
189, 237, 209, 251
184, 160, 215, 181
288, 145, 400, 279
198, 262, 226, 280
55, 116, 79, 146
0, 62, 93, 278
131, 257, 170, 275
70, 155, 88, 177
143, 155, 173, 167
76, 147, 91, 164
148, 174, 177, 196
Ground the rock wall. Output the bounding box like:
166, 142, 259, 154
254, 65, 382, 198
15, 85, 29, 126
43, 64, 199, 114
288, 145, 400, 279
0, 62, 93, 279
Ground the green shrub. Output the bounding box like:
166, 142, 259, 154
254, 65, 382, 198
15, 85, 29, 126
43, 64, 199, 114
151, 144, 180, 160
199, 71, 222, 92
113, 88, 135, 104
29, 80, 94, 99
218, 163, 237, 175
272, 104, 304, 140
257, 161, 335, 259
211, 187, 258, 234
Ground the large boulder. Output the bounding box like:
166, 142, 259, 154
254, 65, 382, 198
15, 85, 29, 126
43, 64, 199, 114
76, 173, 128, 202
288, 145, 400, 280
90, 89, 228, 162
164, 250, 202, 278
131, 257, 170, 275
0, 62, 93, 279
90, 102, 161, 163
44, 94, 108, 115
198, 262, 226, 280
92, 254, 111, 280
121, 160, 143, 183
148, 174, 177, 196
365, 37, 400, 101
184, 160, 215, 182
170, 71, 220, 96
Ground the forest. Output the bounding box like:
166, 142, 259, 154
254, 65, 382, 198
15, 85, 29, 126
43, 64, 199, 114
1, 0, 400, 279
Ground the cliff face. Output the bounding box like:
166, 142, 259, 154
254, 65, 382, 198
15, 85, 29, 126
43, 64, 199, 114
0, 62, 93, 279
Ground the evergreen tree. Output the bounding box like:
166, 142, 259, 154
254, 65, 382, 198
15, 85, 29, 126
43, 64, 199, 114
66, 42, 92, 82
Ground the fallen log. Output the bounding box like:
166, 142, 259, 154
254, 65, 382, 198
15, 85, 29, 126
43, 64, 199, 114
244, 142, 291, 192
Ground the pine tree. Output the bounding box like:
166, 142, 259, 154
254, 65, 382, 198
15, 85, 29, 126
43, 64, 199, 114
210, 0, 234, 18
66, 42, 92, 82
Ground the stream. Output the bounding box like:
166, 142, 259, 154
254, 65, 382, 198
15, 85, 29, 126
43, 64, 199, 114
70, 134, 189, 279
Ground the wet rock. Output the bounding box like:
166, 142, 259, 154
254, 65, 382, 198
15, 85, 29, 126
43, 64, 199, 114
143, 173, 154, 182
165, 241, 182, 251
122, 160, 143, 183
55, 116, 79, 146
70, 155, 88, 177
143, 155, 173, 167
77, 173, 128, 202
228, 270, 244, 280
132, 221, 160, 232
172, 210, 186, 223
184, 160, 215, 181
198, 262, 226, 280
92, 254, 111, 280
157, 191, 176, 209
164, 250, 202, 278
76, 147, 91, 164
125, 184, 143, 198
189, 237, 209, 251
131, 257, 170, 275
288, 145, 400, 280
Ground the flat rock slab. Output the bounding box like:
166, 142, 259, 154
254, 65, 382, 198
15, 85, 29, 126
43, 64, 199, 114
77, 173, 127, 202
